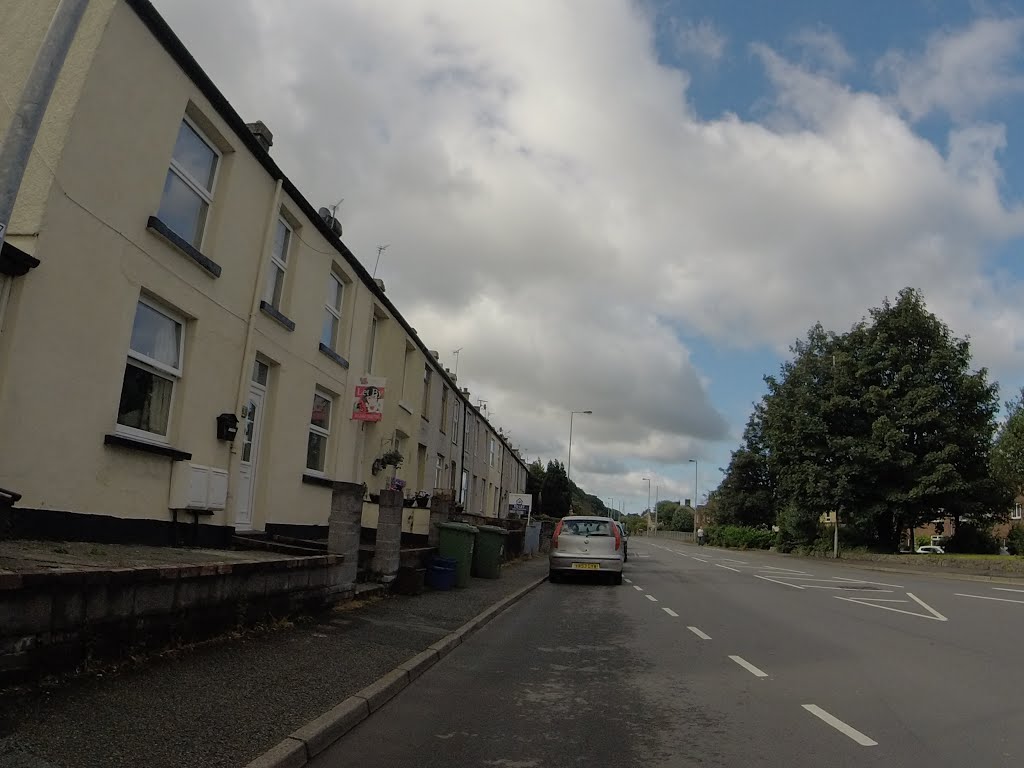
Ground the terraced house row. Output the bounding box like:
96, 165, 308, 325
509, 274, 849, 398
0, 0, 527, 546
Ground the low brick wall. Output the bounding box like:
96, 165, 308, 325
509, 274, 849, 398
0, 554, 350, 685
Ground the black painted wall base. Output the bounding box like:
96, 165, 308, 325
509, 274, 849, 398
265, 522, 329, 541
1, 506, 234, 549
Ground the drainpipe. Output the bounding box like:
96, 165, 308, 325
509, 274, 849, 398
225, 179, 282, 521
459, 398, 468, 505
0, 0, 90, 252
497, 440, 505, 518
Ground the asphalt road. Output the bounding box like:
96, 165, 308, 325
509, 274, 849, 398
311, 541, 1024, 767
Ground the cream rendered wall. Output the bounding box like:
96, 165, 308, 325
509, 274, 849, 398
0, 4, 268, 523
0, 0, 118, 241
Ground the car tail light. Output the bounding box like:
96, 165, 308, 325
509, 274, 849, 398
613, 523, 621, 551
552, 519, 564, 549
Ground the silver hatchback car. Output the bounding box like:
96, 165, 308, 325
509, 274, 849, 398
549, 515, 624, 584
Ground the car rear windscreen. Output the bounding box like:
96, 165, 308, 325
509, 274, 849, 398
563, 520, 613, 536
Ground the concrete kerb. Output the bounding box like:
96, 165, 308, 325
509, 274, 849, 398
242, 571, 548, 768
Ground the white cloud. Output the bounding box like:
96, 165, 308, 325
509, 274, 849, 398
673, 18, 727, 63
878, 17, 1024, 121
151, 1, 1024, 507
792, 26, 854, 73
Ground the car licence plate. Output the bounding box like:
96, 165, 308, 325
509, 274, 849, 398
572, 563, 600, 570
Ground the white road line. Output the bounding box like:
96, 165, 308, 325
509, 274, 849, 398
722, 558, 749, 565
662, 607, 679, 617
646, 594, 659, 602
955, 593, 1024, 605
715, 563, 741, 572
624, 578, 633, 584
633, 585, 644, 591
835, 593, 948, 621
802, 705, 877, 747
907, 593, 948, 621
762, 566, 811, 574
993, 587, 1024, 593
755, 574, 805, 589
833, 576, 905, 588
801, 585, 894, 593
729, 655, 768, 678
693, 557, 708, 563
687, 626, 712, 640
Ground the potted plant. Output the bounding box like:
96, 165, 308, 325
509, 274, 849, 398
380, 448, 404, 469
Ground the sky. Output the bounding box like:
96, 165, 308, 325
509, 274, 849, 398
152, 0, 1024, 514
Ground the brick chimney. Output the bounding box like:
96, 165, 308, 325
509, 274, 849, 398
245, 121, 273, 152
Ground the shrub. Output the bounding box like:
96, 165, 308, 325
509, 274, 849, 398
944, 524, 998, 554
1007, 524, 1024, 556
706, 525, 774, 550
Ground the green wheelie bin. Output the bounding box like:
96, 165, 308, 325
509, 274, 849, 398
472, 525, 507, 579
438, 522, 478, 588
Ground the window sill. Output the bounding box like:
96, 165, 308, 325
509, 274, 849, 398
259, 301, 296, 332
104, 433, 192, 461
302, 473, 335, 488
146, 216, 222, 278
398, 401, 414, 415
318, 343, 350, 370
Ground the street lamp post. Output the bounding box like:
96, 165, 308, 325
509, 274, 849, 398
642, 477, 652, 534
566, 409, 592, 483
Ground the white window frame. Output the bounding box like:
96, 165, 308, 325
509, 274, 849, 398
489, 437, 496, 467
163, 116, 220, 248
115, 296, 185, 444
453, 404, 460, 444
422, 365, 432, 419
367, 314, 379, 373
321, 271, 344, 349
1013, 503, 1022, 521
306, 388, 333, 476
264, 216, 292, 309
435, 454, 445, 490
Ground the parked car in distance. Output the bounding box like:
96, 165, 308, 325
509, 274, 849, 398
916, 545, 945, 554
615, 521, 628, 562
550, 516, 624, 585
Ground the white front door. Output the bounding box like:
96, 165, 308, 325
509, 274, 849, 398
236, 362, 268, 529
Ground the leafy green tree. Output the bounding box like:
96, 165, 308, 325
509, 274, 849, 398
541, 460, 572, 519
740, 288, 1005, 552
993, 388, 1024, 501
716, 400, 775, 528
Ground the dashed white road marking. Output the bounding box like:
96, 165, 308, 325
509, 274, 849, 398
645, 594, 659, 602
906, 593, 948, 620
721, 558, 749, 565
662, 607, 679, 617
755, 574, 805, 589
993, 587, 1024, 594
633, 585, 644, 592
729, 655, 768, 678
955, 593, 1024, 605
693, 557, 708, 563
802, 705, 878, 746
687, 626, 712, 640
802, 585, 894, 593
715, 564, 741, 572
624, 578, 633, 584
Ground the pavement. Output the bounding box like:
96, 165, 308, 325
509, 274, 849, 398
0, 557, 548, 768
308, 540, 1024, 767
